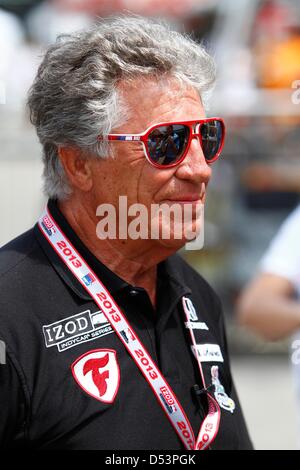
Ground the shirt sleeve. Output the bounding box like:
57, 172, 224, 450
260, 205, 300, 295
0, 346, 27, 448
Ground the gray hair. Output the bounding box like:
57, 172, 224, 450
28, 15, 216, 200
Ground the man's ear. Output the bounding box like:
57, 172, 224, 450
58, 147, 93, 193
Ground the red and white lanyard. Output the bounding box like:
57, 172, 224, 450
38, 208, 220, 450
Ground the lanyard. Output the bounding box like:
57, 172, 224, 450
38, 207, 220, 450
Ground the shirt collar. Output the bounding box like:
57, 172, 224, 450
35, 199, 128, 300
34, 199, 191, 302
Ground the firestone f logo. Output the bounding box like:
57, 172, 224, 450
83, 355, 110, 397
71, 349, 120, 403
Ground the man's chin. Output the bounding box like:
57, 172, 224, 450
156, 230, 201, 250
157, 237, 187, 251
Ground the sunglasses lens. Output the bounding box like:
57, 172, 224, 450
200, 120, 223, 162
148, 124, 189, 166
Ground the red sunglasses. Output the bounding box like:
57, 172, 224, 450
97, 118, 225, 169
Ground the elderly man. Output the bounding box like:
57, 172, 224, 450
0, 16, 252, 450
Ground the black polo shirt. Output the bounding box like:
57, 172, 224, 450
0, 200, 252, 450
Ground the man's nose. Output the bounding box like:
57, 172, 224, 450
174, 136, 212, 184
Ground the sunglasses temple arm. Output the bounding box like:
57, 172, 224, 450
97, 134, 143, 142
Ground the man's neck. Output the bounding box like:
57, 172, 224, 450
58, 197, 171, 307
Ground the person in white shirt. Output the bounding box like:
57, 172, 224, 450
238, 204, 300, 446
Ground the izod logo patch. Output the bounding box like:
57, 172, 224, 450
71, 349, 120, 403
42, 310, 114, 352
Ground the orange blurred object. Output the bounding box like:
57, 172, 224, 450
258, 35, 300, 89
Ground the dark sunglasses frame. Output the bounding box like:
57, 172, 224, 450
97, 117, 225, 169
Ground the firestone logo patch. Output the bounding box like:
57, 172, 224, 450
71, 349, 120, 403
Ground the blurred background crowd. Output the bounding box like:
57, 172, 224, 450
1, 0, 300, 449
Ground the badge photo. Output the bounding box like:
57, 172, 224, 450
71, 349, 120, 403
